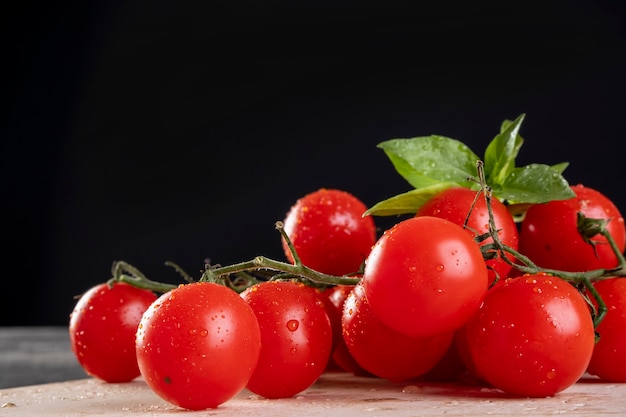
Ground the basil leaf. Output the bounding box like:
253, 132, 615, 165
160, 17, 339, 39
370, 114, 575, 219
494, 163, 576, 204
377, 136, 480, 189
550, 161, 570, 175
364, 183, 458, 216
483, 114, 525, 187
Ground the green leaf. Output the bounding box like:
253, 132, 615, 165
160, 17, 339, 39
483, 114, 525, 186
550, 161, 569, 175
493, 163, 576, 204
377, 136, 480, 189
370, 114, 574, 218
364, 183, 458, 216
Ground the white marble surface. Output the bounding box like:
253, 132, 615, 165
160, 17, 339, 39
2, 371, 626, 416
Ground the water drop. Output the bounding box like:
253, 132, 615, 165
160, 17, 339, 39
287, 319, 300, 332
436, 264, 444, 272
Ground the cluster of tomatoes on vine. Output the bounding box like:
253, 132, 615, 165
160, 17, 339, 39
68, 115, 626, 411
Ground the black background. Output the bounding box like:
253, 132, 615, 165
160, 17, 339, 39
2, 1, 625, 326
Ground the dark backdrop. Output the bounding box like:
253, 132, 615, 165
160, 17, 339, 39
2, 1, 625, 325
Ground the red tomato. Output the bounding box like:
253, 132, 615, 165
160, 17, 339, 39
587, 278, 626, 382
342, 282, 454, 382
416, 186, 519, 283
519, 184, 626, 272
282, 188, 377, 276
69, 282, 157, 383
417, 335, 467, 383
454, 278, 510, 382
322, 284, 372, 376
240, 280, 333, 399
362, 216, 489, 337
135, 282, 261, 410
463, 274, 595, 397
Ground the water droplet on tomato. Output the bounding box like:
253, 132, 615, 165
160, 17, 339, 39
546, 369, 557, 380
533, 286, 543, 294
291, 347, 298, 354
199, 329, 208, 337
436, 264, 444, 272
286, 320, 299, 332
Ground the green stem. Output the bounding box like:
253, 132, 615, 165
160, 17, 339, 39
200, 255, 360, 286
111, 274, 178, 293
582, 277, 608, 329
199, 221, 361, 287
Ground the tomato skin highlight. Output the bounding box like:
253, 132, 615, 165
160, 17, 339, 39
362, 216, 489, 338
69, 282, 157, 383
241, 280, 333, 399
463, 274, 595, 397
342, 282, 454, 382
282, 188, 377, 276
587, 278, 626, 382
416, 186, 519, 282
519, 184, 626, 272
135, 282, 261, 410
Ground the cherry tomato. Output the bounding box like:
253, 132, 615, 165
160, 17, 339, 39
282, 188, 377, 276
342, 282, 454, 382
453, 278, 511, 383
416, 186, 519, 282
519, 184, 626, 272
463, 274, 595, 397
69, 282, 157, 383
587, 277, 626, 382
322, 284, 372, 376
362, 216, 489, 338
135, 282, 261, 410
240, 280, 333, 399
417, 334, 467, 383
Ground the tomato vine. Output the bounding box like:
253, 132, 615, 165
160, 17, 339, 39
109, 116, 626, 332
111, 166, 625, 331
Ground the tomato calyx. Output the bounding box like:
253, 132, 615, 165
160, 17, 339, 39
576, 213, 626, 266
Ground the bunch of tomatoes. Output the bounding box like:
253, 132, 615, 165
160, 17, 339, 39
68, 120, 626, 410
